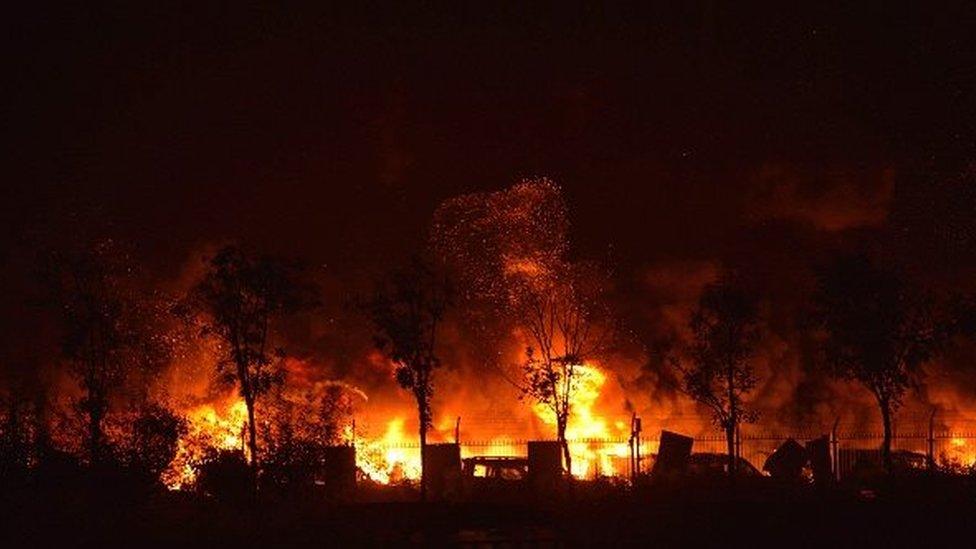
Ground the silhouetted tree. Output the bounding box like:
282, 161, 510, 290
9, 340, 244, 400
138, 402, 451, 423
814, 254, 944, 474
514, 263, 613, 475
179, 245, 315, 485
363, 258, 451, 501
38, 239, 168, 465
671, 277, 761, 479
123, 403, 186, 483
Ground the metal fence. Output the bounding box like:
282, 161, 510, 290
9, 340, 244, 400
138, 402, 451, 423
363, 415, 976, 481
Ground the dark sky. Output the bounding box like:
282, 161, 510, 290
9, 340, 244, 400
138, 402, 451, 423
4, 3, 976, 281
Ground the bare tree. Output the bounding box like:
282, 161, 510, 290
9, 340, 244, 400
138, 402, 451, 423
363, 258, 451, 501
814, 254, 944, 474
670, 277, 761, 479
430, 179, 617, 476
179, 245, 315, 485
514, 264, 612, 475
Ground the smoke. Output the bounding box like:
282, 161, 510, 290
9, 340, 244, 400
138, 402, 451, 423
12, 167, 976, 471
747, 162, 894, 231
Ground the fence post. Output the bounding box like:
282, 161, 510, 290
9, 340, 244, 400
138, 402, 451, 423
831, 417, 840, 482
735, 424, 742, 462
928, 408, 936, 472
635, 416, 642, 478
629, 413, 638, 483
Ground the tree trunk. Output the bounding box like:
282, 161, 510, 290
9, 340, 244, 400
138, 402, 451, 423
87, 392, 105, 466
419, 410, 428, 502
880, 399, 893, 475
236, 356, 260, 492
725, 358, 739, 484
88, 411, 102, 465
558, 417, 572, 476
33, 393, 50, 462
243, 392, 259, 491
725, 423, 737, 481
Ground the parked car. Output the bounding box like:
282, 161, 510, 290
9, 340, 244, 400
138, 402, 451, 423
463, 456, 529, 481
686, 453, 765, 479
461, 456, 530, 500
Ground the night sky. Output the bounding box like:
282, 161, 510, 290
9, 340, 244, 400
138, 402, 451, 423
4, 3, 976, 318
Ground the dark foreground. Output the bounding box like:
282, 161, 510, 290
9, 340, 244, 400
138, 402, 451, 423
2, 483, 975, 547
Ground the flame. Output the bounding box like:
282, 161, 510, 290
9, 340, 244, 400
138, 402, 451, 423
942, 437, 976, 469
162, 398, 249, 490
158, 360, 636, 489
531, 363, 630, 477
354, 418, 421, 483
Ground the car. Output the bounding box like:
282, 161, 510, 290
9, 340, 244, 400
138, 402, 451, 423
686, 453, 765, 478
462, 456, 529, 482
460, 456, 531, 500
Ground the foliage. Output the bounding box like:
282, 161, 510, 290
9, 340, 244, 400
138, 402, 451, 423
669, 276, 762, 477
363, 257, 451, 499
365, 258, 451, 426
673, 279, 761, 430
37, 239, 173, 464
120, 403, 187, 481
178, 245, 316, 473
813, 253, 945, 472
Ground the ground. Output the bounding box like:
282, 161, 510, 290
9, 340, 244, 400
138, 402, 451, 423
2, 480, 975, 547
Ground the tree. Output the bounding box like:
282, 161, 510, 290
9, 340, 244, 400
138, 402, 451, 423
38, 239, 167, 465
814, 254, 943, 474
671, 277, 761, 479
363, 258, 451, 501
180, 245, 315, 484
430, 178, 614, 476
514, 263, 612, 475
115, 403, 187, 484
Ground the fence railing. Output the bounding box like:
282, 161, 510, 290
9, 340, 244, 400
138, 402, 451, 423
360, 427, 976, 481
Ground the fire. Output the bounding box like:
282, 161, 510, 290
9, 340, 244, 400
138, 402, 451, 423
162, 398, 249, 490
531, 363, 630, 477
158, 363, 631, 489
354, 417, 421, 483
943, 437, 976, 468
347, 367, 633, 483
